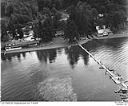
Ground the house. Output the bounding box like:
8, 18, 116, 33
96, 25, 112, 36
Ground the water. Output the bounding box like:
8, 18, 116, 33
1, 37, 128, 101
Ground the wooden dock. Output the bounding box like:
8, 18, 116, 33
79, 44, 128, 90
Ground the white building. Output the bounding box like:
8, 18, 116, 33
96, 25, 112, 36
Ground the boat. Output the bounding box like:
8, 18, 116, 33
5, 46, 22, 51
99, 66, 104, 69
111, 76, 121, 84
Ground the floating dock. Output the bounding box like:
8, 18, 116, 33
79, 44, 128, 90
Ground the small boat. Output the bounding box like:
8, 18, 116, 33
115, 89, 128, 94
5, 46, 22, 51
99, 66, 104, 69
111, 77, 121, 84
109, 69, 114, 72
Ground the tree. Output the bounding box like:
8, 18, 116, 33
103, 1, 127, 32
64, 19, 79, 43
1, 2, 6, 17
41, 16, 55, 42
37, 20, 43, 39
7, 17, 17, 39
1, 20, 9, 42
65, 46, 80, 68
67, 2, 98, 37
5, 4, 14, 17
37, 0, 52, 11
17, 25, 24, 39
63, 1, 99, 43
33, 14, 55, 42
33, 21, 40, 39
2, 0, 37, 26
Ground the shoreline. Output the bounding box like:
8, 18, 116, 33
1, 34, 128, 54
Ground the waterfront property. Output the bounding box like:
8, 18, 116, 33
1, 0, 128, 102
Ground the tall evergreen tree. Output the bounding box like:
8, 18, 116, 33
64, 19, 79, 43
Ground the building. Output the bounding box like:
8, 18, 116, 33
96, 25, 112, 36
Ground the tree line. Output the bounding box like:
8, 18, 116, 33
1, 0, 127, 43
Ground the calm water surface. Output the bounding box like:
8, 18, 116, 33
1, 37, 128, 101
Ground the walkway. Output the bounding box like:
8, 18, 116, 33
79, 44, 128, 91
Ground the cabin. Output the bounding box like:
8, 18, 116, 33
96, 25, 112, 36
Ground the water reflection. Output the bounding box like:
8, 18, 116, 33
95, 38, 126, 51
36, 50, 48, 63
22, 52, 26, 59
2, 53, 13, 62
36, 46, 89, 69
1, 52, 27, 62
48, 49, 57, 63
57, 48, 63, 55
65, 46, 89, 68
1, 46, 89, 69
36, 49, 57, 63
17, 54, 21, 62
80, 50, 89, 65
65, 46, 80, 68
1, 37, 128, 101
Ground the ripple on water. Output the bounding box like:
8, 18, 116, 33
1, 37, 128, 101
38, 77, 77, 101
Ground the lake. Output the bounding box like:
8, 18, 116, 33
1, 37, 128, 101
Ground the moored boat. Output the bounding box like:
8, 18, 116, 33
5, 46, 22, 51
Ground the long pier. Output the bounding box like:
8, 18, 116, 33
79, 44, 128, 90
